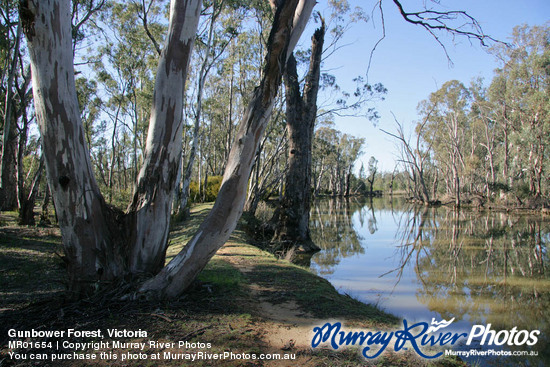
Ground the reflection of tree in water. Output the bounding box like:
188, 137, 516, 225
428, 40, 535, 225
310, 196, 411, 276
364, 198, 378, 234
394, 207, 550, 363
310, 198, 369, 275
309, 198, 549, 364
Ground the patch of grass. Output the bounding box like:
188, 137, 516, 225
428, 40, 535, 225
0, 211, 19, 226
0, 225, 64, 310
247, 260, 397, 325
190, 258, 254, 315
216, 239, 396, 326
166, 204, 213, 262
198, 258, 245, 291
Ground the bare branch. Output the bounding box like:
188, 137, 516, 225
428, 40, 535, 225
366, 1, 385, 79
390, 0, 507, 64
138, 0, 162, 55
72, 0, 106, 47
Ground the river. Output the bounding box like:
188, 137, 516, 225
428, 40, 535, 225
309, 197, 549, 366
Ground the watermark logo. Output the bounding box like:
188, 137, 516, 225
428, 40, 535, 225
311, 319, 540, 359
426, 317, 455, 333
467, 324, 539, 346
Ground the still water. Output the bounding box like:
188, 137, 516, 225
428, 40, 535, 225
309, 197, 549, 366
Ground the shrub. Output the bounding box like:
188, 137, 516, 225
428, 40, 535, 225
189, 176, 223, 203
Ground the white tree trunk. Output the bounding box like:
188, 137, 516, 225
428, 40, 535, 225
140, 0, 316, 298
127, 0, 202, 275
24, 0, 118, 295
24, 0, 202, 295
25, 0, 314, 300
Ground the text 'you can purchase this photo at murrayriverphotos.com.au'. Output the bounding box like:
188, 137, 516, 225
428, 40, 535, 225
5, 328, 298, 363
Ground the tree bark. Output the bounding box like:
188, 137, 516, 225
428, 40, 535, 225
345, 166, 352, 197
18, 155, 44, 225
140, 0, 315, 298
25, 0, 202, 296
125, 0, 202, 275
272, 21, 324, 253
0, 20, 22, 211
25, 0, 313, 300
25, 0, 121, 295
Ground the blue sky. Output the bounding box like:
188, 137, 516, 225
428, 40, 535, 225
310, 0, 550, 173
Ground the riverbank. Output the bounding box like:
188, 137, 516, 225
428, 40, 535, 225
0, 205, 467, 366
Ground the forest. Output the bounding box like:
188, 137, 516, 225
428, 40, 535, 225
0, 0, 390, 299
0, 0, 548, 300
0, 1, 380, 220
382, 24, 550, 209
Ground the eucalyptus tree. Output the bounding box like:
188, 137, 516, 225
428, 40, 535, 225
177, 0, 285, 212
23, 0, 314, 298
469, 78, 500, 197
3, 0, 105, 220
366, 156, 378, 195
311, 123, 364, 197
142, 0, 315, 298
419, 81, 471, 207
244, 94, 288, 216
0, 0, 23, 211
87, 0, 166, 205
16, 137, 43, 225
312, 123, 339, 196
272, 0, 383, 253
382, 115, 432, 204
174, 0, 245, 217
272, 0, 498, 251
1, 0, 49, 222
271, 19, 324, 253
214, 18, 267, 169
339, 133, 364, 197
237, 7, 289, 216
187, 1, 291, 215
490, 24, 550, 198
403, 25, 550, 204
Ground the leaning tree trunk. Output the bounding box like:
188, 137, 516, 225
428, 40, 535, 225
140, 0, 316, 299
272, 22, 324, 253
24, 0, 202, 296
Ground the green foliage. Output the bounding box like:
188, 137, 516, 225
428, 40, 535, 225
488, 182, 510, 193
312, 119, 365, 196
402, 24, 550, 205
514, 183, 532, 200
190, 176, 223, 203
206, 176, 223, 201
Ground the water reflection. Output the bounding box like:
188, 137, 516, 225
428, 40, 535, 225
309, 197, 550, 366
310, 198, 365, 276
